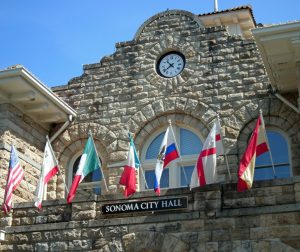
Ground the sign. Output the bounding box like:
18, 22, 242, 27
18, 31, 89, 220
102, 196, 188, 214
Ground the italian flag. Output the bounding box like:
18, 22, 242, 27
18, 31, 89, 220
34, 139, 59, 209
119, 135, 140, 197
67, 136, 101, 203
237, 114, 269, 192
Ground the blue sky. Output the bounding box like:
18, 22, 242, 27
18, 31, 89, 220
1, 0, 299, 87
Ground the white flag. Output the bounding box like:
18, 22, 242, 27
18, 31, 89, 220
190, 119, 224, 188
34, 139, 59, 209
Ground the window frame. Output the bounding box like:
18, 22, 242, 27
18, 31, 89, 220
67, 150, 103, 192
254, 127, 292, 180
140, 124, 204, 191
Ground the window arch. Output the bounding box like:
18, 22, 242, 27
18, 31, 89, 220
68, 152, 102, 195
140, 124, 203, 190
254, 129, 291, 180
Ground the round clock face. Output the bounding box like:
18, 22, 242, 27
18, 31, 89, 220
157, 52, 185, 78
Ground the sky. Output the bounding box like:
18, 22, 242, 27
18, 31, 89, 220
1, 0, 299, 87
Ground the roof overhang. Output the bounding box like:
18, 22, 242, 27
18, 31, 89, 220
252, 21, 300, 94
199, 6, 256, 39
0, 66, 77, 127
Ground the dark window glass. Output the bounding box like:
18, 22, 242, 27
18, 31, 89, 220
145, 168, 169, 190
73, 155, 102, 194
180, 165, 194, 187
255, 130, 290, 180
146, 132, 165, 159
180, 129, 203, 155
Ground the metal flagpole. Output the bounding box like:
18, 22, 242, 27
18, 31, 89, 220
89, 131, 109, 192
23, 174, 34, 202
129, 132, 149, 190
259, 110, 277, 178
46, 135, 69, 194
217, 114, 232, 181
139, 163, 149, 190
168, 120, 189, 187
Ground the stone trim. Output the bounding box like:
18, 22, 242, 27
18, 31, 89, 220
134, 9, 204, 40
236, 99, 300, 175
51, 122, 113, 198
128, 97, 218, 145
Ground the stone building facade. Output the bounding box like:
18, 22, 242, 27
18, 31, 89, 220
52, 7, 299, 197
0, 6, 300, 251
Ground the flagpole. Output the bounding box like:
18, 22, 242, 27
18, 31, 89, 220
259, 110, 277, 178
139, 163, 149, 190
88, 131, 109, 192
217, 114, 232, 181
23, 175, 34, 202
168, 120, 189, 187
46, 135, 69, 194
129, 132, 148, 190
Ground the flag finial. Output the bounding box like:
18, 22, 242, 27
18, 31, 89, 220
168, 120, 172, 126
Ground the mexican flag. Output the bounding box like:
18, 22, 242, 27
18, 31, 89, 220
119, 134, 140, 197
67, 136, 101, 203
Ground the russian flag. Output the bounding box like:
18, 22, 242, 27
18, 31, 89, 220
154, 126, 179, 195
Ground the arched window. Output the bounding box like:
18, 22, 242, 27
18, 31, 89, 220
68, 153, 102, 194
255, 129, 291, 180
140, 125, 203, 190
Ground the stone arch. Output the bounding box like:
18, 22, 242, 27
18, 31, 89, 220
134, 9, 204, 41
127, 97, 219, 147
51, 122, 117, 198
53, 122, 117, 159
235, 98, 300, 176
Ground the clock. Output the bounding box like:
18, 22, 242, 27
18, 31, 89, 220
157, 52, 185, 78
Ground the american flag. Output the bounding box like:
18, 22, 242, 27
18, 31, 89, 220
2, 145, 24, 214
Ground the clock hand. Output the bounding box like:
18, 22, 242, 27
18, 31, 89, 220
166, 60, 175, 69
165, 64, 172, 70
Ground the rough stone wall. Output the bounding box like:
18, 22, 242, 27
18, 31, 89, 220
0, 178, 299, 251
52, 10, 300, 199
0, 104, 47, 203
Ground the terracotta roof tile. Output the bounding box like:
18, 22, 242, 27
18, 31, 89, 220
198, 5, 256, 26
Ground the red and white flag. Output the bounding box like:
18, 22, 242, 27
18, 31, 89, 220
2, 145, 24, 214
34, 139, 59, 209
237, 114, 269, 192
190, 119, 224, 188
119, 134, 140, 197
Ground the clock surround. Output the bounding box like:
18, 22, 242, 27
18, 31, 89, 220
157, 51, 185, 78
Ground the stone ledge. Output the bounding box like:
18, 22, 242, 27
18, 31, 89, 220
11, 176, 300, 210
5, 211, 200, 234
218, 203, 300, 217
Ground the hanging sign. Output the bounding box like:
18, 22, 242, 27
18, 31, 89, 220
102, 196, 188, 214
